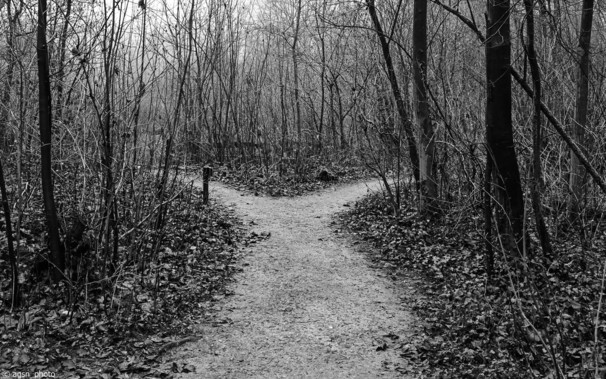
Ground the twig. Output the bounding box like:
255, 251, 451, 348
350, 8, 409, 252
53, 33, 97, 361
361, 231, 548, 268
119, 186, 189, 240
509, 69, 606, 197
157, 336, 200, 355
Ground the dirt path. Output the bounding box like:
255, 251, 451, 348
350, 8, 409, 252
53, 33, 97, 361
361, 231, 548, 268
169, 179, 417, 378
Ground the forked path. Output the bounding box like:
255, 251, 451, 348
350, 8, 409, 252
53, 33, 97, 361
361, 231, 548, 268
170, 179, 417, 378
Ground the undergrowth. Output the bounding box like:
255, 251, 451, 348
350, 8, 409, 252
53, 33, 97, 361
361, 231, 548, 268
340, 191, 606, 378
0, 180, 265, 378
214, 153, 373, 196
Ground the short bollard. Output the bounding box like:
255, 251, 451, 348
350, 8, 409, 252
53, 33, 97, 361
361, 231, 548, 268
202, 166, 213, 205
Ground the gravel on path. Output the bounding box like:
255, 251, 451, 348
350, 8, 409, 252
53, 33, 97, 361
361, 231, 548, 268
168, 179, 418, 378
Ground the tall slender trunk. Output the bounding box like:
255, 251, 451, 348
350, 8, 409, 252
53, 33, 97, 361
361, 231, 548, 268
156, 0, 196, 229
486, 0, 525, 253
366, 0, 420, 185
56, 0, 73, 120
0, 159, 19, 306
292, 0, 302, 162
100, 1, 119, 275
484, 153, 494, 281
329, 79, 336, 149
279, 38, 289, 171
413, 0, 438, 212
132, 1, 148, 174
569, 0, 594, 218
0, 0, 19, 148
37, 0, 65, 280
316, 9, 326, 153
524, 0, 553, 258
335, 79, 346, 149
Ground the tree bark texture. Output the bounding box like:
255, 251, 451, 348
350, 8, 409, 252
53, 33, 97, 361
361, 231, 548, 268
485, 0, 525, 253
292, 0, 302, 154
569, 0, 594, 217
524, 0, 553, 258
0, 158, 20, 306
56, 0, 73, 120
413, 0, 438, 211
37, 0, 65, 280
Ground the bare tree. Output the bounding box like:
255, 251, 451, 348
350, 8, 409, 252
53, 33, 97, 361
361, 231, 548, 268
37, 0, 65, 280
523, 0, 553, 257
485, 0, 524, 253
366, 0, 420, 186
0, 0, 20, 148
412, 0, 438, 211
156, 0, 196, 229
0, 158, 19, 306
55, 0, 73, 120
569, 0, 594, 219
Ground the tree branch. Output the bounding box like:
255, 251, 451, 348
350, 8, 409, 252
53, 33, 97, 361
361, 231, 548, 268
434, 0, 606, 196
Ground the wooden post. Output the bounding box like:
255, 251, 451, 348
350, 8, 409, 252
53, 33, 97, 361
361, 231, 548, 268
203, 166, 212, 205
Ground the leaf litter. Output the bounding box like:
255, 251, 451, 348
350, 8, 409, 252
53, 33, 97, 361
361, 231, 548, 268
0, 183, 267, 378
339, 190, 606, 378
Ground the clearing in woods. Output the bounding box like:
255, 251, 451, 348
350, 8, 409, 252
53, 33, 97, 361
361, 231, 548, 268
168, 178, 418, 378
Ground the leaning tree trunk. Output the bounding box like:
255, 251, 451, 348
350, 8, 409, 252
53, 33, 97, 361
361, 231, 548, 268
366, 0, 420, 185
486, 0, 525, 254
37, 0, 65, 281
569, 0, 594, 219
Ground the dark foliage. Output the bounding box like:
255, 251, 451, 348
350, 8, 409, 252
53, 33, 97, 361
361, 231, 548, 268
0, 183, 264, 378
214, 154, 372, 196
340, 191, 606, 378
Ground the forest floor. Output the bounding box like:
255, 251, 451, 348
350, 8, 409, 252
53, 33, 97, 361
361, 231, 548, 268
166, 177, 422, 378
6, 159, 597, 377
1, 176, 258, 379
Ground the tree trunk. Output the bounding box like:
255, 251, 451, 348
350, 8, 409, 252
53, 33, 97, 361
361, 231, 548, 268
366, 0, 420, 185
413, 0, 438, 212
484, 152, 494, 281
156, 0, 196, 229
132, 1, 148, 177
292, 0, 302, 161
55, 0, 73, 120
486, 0, 525, 253
315, 8, 326, 153
569, 0, 594, 218
37, 0, 65, 281
100, 0, 119, 276
0, 0, 19, 148
335, 79, 346, 150
0, 158, 19, 306
524, 0, 553, 258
